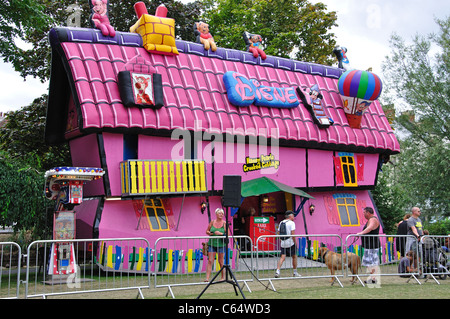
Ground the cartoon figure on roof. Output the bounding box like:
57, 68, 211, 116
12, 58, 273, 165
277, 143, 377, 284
194, 22, 217, 52
296, 84, 334, 128
89, 0, 116, 37
333, 45, 350, 70
243, 31, 267, 60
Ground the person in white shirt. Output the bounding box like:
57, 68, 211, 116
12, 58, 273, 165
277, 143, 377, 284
275, 210, 300, 278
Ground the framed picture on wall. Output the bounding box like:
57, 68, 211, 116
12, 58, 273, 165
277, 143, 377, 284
132, 73, 154, 106
118, 70, 164, 109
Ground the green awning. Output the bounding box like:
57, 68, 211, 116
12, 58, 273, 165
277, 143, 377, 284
241, 177, 314, 199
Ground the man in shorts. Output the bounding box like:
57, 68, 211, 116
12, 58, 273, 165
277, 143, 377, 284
405, 207, 424, 254
275, 210, 300, 278
356, 207, 381, 287
405, 207, 424, 271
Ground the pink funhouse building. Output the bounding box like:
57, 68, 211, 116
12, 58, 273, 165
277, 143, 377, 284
44, 21, 399, 253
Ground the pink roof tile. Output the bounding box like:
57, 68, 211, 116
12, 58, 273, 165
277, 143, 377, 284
46, 27, 400, 155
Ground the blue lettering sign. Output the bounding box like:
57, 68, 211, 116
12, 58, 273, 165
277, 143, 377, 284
223, 71, 300, 108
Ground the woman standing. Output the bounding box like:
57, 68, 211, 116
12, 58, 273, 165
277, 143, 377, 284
205, 208, 228, 281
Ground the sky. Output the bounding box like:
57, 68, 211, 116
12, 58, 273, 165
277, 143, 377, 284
0, 0, 448, 114
318, 0, 448, 73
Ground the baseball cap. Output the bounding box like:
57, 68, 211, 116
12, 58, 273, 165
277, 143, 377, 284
285, 210, 294, 217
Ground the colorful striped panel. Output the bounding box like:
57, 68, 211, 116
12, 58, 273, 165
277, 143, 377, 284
121, 159, 207, 195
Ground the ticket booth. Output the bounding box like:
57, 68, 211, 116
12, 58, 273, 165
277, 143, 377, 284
246, 216, 276, 251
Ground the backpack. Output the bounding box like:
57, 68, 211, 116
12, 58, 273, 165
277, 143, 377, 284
279, 221, 288, 240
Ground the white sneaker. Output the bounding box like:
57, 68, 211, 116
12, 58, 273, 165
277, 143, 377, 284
275, 270, 280, 278
293, 271, 301, 277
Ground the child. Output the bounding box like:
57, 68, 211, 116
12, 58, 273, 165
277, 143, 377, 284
398, 250, 417, 278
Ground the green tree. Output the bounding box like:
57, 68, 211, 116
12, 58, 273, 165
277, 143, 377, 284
0, 0, 51, 80
371, 162, 409, 234
376, 17, 450, 223
0, 95, 69, 237
0, 0, 203, 82
201, 0, 337, 65
0, 95, 70, 170
2, 0, 337, 81
382, 17, 449, 144
0, 0, 203, 237
0, 154, 53, 238
391, 139, 450, 219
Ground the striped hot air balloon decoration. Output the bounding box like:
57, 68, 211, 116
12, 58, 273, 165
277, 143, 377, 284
338, 69, 383, 128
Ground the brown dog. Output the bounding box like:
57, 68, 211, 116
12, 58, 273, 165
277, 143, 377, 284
202, 242, 209, 256
318, 247, 361, 284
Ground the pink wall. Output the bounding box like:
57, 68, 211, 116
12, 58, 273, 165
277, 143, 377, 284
193, 139, 379, 190
296, 190, 383, 240
164, 196, 223, 237
307, 149, 334, 187
69, 133, 384, 244
90, 190, 381, 247
139, 135, 182, 160
354, 153, 379, 186
308, 150, 380, 188
200, 140, 307, 190
75, 198, 100, 239
102, 133, 124, 196
98, 200, 141, 239
71, 133, 381, 198
97, 196, 222, 242
69, 134, 104, 197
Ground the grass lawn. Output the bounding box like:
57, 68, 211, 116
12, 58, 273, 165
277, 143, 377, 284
191, 282, 450, 299
146, 274, 450, 300
2, 269, 449, 299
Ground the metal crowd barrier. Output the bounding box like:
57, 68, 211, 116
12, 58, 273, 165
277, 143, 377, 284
0, 242, 21, 299
154, 235, 253, 298
345, 234, 421, 286
420, 235, 450, 284
255, 234, 344, 290
0, 234, 448, 298
25, 238, 151, 299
